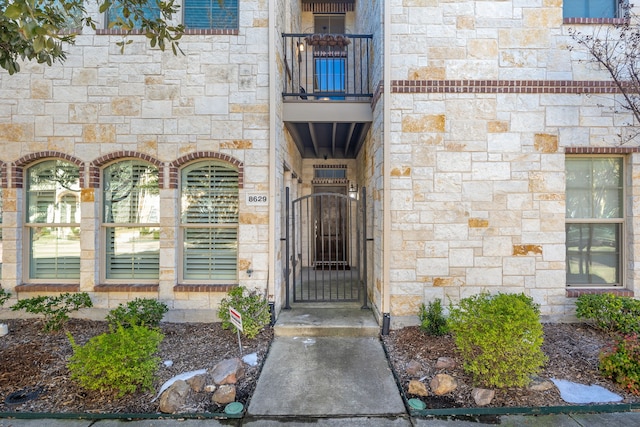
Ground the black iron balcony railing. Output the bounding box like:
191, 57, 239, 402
282, 33, 373, 100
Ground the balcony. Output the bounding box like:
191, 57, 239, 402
282, 33, 374, 159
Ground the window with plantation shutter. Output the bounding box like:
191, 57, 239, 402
103, 161, 160, 282
180, 161, 238, 283
26, 160, 81, 281
105, 0, 161, 28
184, 0, 239, 29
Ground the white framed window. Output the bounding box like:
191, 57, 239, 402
102, 160, 160, 282
563, 0, 625, 19
566, 156, 624, 287
25, 160, 81, 281
180, 161, 238, 283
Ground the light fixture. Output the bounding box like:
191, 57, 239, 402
297, 41, 305, 52
348, 182, 359, 199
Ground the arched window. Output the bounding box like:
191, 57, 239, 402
180, 161, 238, 283
103, 160, 160, 281
25, 160, 80, 281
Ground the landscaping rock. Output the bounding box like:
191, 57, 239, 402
405, 360, 422, 376
408, 379, 429, 396
430, 373, 457, 395
158, 380, 191, 414
435, 357, 456, 369
210, 358, 245, 385
529, 377, 555, 392
186, 373, 207, 392
471, 388, 495, 406
212, 384, 236, 405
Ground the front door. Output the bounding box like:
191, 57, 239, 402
313, 186, 348, 269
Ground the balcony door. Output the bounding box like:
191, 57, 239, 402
314, 14, 346, 100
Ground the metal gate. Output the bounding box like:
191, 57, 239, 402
284, 187, 368, 307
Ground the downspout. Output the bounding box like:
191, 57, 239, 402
268, 0, 277, 306
382, 0, 392, 328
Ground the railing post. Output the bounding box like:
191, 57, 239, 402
361, 186, 369, 310
284, 186, 291, 309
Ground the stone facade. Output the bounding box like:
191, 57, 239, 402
0, 0, 639, 326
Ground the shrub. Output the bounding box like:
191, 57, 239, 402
0, 288, 10, 306
447, 292, 547, 388
11, 292, 93, 332
600, 333, 640, 395
419, 299, 448, 336
67, 324, 163, 397
218, 286, 270, 339
105, 298, 168, 329
575, 293, 640, 335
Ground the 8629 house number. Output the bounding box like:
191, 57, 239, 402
246, 193, 269, 206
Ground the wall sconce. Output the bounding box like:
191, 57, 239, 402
297, 41, 305, 52
348, 182, 359, 199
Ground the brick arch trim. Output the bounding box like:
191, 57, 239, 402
89, 151, 165, 189
169, 152, 244, 189
12, 152, 85, 189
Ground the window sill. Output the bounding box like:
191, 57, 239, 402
566, 288, 634, 298
15, 284, 80, 293
95, 29, 239, 36
563, 17, 628, 25
94, 284, 158, 292
174, 284, 236, 293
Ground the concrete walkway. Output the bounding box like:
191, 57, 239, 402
247, 336, 405, 416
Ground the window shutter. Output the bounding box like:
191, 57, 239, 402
184, 0, 239, 29
181, 162, 238, 282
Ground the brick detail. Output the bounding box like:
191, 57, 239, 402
12, 152, 85, 189
565, 146, 640, 154
169, 152, 244, 189
174, 284, 237, 293
566, 288, 634, 298
0, 162, 6, 189
391, 80, 625, 94
89, 152, 165, 189
371, 81, 383, 110
563, 18, 628, 25
94, 284, 159, 293
15, 284, 80, 293
96, 29, 239, 36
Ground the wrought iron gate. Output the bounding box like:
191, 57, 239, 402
284, 187, 368, 307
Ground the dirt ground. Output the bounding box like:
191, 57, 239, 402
0, 318, 638, 414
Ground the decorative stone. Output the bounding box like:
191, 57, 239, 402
212, 384, 236, 405
204, 384, 216, 393
435, 357, 456, 369
405, 360, 422, 376
472, 388, 495, 406
186, 374, 207, 392
430, 374, 458, 395
158, 380, 191, 414
408, 380, 429, 397
210, 358, 245, 385
529, 377, 555, 392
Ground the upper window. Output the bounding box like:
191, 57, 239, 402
184, 0, 239, 29
106, 0, 161, 28
563, 0, 623, 19
180, 161, 238, 283
565, 157, 623, 287
103, 160, 160, 282
26, 160, 81, 281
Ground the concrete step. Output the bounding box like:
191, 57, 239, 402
274, 305, 380, 337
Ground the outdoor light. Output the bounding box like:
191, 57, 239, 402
349, 182, 359, 199
297, 41, 305, 52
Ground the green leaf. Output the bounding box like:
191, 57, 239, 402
3, 4, 23, 20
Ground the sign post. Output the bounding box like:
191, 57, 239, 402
229, 307, 243, 356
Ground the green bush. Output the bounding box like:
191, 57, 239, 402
447, 292, 547, 388
419, 299, 448, 336
11, 292, 93, 332
67, 324, 163, 397
218, 286, 270, 339
0, 288, 10, 306
575, 293, 640, 335
105, 298, 168, 329
600, 333, 640, 395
